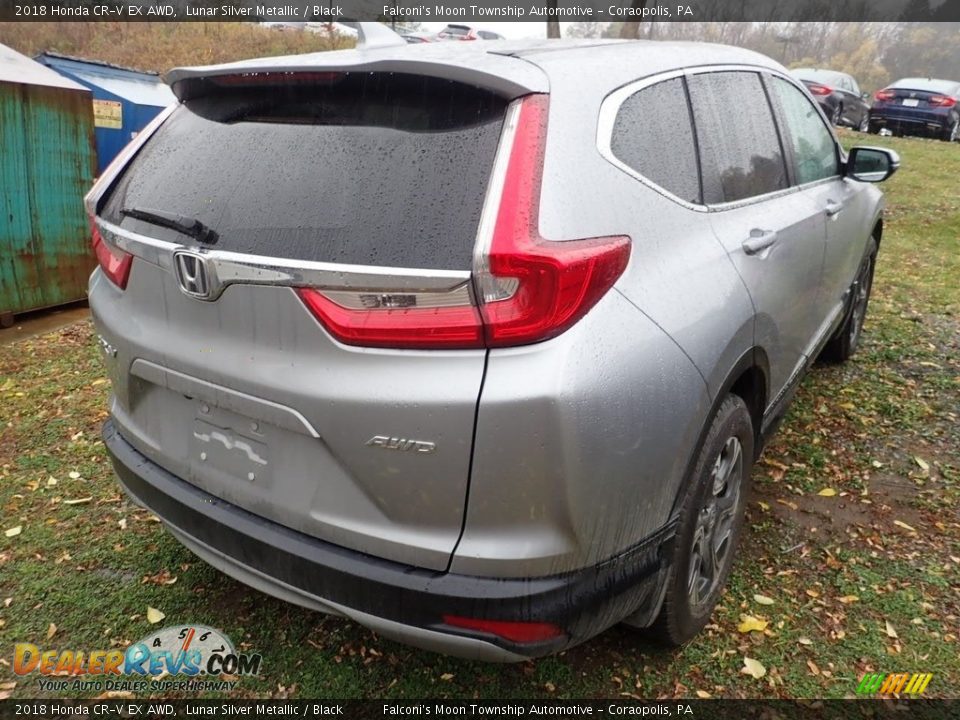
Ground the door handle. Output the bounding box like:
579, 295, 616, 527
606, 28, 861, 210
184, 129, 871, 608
825, 199, 843, 217
742, 229, 778, 256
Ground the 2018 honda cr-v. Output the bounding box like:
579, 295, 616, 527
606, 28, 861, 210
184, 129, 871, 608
89, 30, 899, 661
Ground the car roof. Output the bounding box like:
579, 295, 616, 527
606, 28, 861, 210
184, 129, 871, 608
166, 39, 785, 102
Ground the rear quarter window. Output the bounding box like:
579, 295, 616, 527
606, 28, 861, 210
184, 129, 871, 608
609, 77, 701, 205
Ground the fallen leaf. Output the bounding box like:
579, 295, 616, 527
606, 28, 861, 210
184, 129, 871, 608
118, 518, 127, 530
63, 497, 93, 506
817, 488, 837, 497
46, 476, 58, 487
757, 501, 770, 511
914, 457, 930, 473
885, 621, 898, 639
894, 520, 917, 533
146, 607, 165, 624
94, 691, 134, 700
807, 659, 821, 676
47, 623, 57, 639
544, 682, 556, 692
838, 595, 859, 604
738, 616, 768, 633
742, 657, 767, 679
68, 471, 81, 479
4, 526, 22, 538
695, 690, 712, 699
805, 589, 820, 598
798, 637, 813, 646
753, 594, 775, 606
439, 673, 454, 681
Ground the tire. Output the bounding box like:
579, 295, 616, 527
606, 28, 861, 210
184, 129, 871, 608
647, 394, 754, 646
820, 238, 877, 364
943, 119, 959, 143
831, 104, 843, 127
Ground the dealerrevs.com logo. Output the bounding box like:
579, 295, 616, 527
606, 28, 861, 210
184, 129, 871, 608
14, 625, 262, 693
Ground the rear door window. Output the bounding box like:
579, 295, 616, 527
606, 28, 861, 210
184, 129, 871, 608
610, 77, 701, 204
770, 77, 839, 185
688, 71, 788, 204
101, 73, 506, 270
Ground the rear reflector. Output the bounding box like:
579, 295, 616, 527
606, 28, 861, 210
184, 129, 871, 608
297, 93, 630, 350
442, 615, 564, 644
929, 95, 957, 108
807, 84, 833, 96
90, 217, 132, 290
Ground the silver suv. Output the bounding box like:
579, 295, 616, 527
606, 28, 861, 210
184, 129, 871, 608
88, 36, 898, 661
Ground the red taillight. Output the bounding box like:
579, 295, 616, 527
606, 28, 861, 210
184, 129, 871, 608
442, 615, 564, 644
90, 217, 132, 289
297, 94, 630, 350
929, 95, 956, 108
874, 89, 895, 102
296, 290, 484, 350
475, 94, 631, 348
808, 84, 833, 96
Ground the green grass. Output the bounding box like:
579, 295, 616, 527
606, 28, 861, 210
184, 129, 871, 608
1, 130, 958, 700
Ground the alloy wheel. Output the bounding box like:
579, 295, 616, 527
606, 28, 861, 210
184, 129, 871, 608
687, 435, 743, 610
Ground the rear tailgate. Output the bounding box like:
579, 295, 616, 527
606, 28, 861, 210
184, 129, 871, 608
89, 68, 525, 571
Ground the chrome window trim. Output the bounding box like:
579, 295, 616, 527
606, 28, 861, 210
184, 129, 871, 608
95, 217, 473, 296
597, 63, 844, 213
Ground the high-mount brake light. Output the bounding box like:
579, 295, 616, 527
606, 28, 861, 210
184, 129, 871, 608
297, 93, 631, 350
90, 217, 132, 290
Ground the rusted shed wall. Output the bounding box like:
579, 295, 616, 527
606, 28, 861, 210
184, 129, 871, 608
1, 79, 96, 316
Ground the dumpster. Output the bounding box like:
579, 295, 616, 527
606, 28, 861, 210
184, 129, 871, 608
0, 44, 97, 326
35, 52, 175, 175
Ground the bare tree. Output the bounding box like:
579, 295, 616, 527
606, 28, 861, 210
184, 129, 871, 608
546, 0, 561, 38
619, 0, 650, 39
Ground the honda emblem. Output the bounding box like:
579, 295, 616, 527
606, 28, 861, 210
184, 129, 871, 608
172, 250, 216, 300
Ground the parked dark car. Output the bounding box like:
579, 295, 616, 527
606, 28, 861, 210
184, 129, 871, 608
792, 68, 871, 130
870, 77, 960, 141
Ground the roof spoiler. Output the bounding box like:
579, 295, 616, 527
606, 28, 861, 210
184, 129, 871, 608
340, 22, 407, 50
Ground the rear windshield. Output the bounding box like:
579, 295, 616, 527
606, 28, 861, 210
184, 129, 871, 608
794, 69, 845, 86
101, 73, 506, 270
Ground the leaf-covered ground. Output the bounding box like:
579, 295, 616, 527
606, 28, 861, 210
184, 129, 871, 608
1, 131, 957, 700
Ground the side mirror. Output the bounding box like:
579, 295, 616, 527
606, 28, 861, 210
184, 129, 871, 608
846, 146, 900, 183
862, 92, 870, 100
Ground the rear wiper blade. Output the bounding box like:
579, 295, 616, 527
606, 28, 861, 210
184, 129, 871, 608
121, 207, 218, 245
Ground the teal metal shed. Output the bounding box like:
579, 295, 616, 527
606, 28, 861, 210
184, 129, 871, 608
0, 43, 97, 326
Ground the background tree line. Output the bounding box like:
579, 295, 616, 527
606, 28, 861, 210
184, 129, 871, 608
0, 22, 350, 73
567, 21, 960, 91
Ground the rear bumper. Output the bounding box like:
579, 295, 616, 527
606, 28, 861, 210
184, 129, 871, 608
870, 108, 951, 135
103, 419, 673, 660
